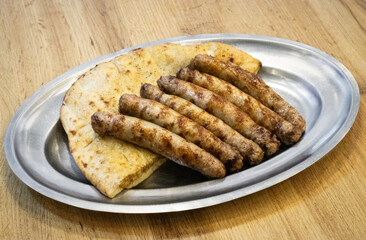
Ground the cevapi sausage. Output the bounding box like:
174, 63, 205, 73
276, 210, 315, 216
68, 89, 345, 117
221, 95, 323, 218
91, 111, 226, 178
119, 94, 243, 172
157, 76, 280, 155
177, 67, 302, 145
190, 54, 306, 132
140, 83, 264, 165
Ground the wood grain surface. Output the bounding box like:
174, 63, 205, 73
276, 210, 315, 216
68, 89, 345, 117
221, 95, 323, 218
1, 0, 365, 239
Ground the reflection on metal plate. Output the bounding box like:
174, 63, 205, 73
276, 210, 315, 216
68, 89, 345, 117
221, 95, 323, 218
4, 34, 359, 213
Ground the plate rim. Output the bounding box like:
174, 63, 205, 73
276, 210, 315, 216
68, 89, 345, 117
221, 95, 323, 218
3, 33, 360, 213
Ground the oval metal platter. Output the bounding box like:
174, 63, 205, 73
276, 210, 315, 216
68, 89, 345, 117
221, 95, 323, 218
4, 34, 360, 213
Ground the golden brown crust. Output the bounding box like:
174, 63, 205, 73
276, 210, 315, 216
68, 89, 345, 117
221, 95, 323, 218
140, 83, 264, 165
177, 67, 302, 145
157, 76, 280, 156
191, 54, 306, 132
91, 111, 226, 178
119, 94, 243, 172
60, 62, 167, 198
211, 42, 262, 74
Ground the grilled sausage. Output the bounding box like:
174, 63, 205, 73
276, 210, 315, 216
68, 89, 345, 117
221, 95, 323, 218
119, 94, 243, 172
140, 83, 264, 165
177, 67, 302, 145
91, 111, 226, 178
190, 54, 306, 132
157, 76, 280, 155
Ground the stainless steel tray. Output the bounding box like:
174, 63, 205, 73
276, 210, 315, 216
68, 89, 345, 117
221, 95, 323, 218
4, 34, 359, 213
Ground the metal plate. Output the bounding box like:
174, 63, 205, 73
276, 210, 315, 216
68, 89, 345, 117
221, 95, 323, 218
4, 34, 360, 213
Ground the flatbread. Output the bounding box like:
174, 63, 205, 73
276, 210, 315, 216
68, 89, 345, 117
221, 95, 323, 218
60, 42, 261, 198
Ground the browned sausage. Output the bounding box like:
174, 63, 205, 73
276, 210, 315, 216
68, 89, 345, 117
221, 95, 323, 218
190, 54, 306, 132
177, 67, 302, 145
119, 94, 243, 172
157, 76, 280, 155
91, 111, 226, 178
140, 83, 264, 165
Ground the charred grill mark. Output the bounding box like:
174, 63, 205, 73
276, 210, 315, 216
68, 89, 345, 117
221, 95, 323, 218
194, 123, 204, 136
144, 127, 156, 143
131, 121, 143, 142
226, 84, 233, 94
141, 105, 148, 114
205, 74, 213, 86
257, 127, 264, 134
138, 127, 145, 138
161, 135, 173, 151
186, 109, 193, 118
197, 91, 203, 99
177, 116, 186, 129
210, 94, 224, 104
170, 102, 176, 110
208, 145, 215, 155
234, 106, 245, 123
215, 130, 225, 139
178, 147, 195, 168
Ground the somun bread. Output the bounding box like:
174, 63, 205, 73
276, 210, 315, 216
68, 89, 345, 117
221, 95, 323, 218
60, 42, 261, 198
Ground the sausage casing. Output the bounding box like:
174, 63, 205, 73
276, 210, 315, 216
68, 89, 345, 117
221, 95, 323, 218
119, 94, 243, 172
140, 83, 264, 165
177, 67, 302, 145
91, 111, 226, 178
190, 54, 306, 132
157, 76, 280, 155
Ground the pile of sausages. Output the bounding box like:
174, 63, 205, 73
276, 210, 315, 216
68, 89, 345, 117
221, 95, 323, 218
91, 55, 306, 178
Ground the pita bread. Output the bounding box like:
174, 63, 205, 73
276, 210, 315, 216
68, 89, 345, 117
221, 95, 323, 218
60, 42, 261, 198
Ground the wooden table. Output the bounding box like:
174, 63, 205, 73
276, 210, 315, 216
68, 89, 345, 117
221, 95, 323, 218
1, 0, 365, 239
